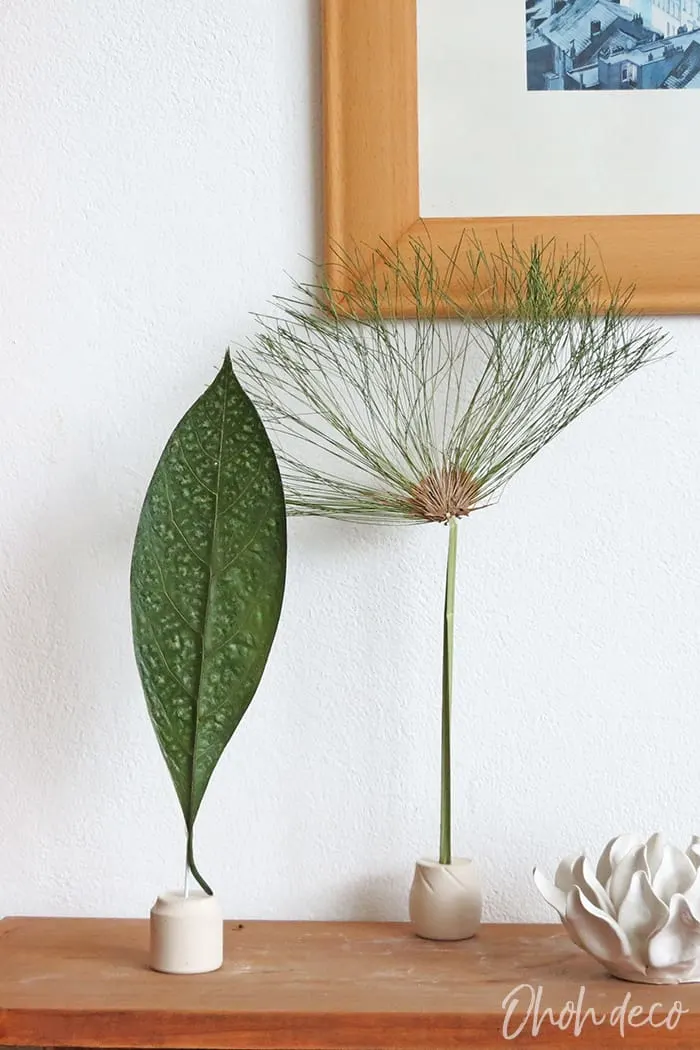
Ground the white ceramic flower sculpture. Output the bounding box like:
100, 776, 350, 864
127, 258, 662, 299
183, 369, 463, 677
534, 834, 700, 984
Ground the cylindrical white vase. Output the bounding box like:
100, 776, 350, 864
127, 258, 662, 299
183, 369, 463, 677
409, 858, 482, 941
150, 890, 223, 974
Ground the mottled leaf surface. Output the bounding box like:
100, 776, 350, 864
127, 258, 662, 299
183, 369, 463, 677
130, 354, 286, 890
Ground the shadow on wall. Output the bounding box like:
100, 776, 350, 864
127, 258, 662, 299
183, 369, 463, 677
335, 873, 410, 922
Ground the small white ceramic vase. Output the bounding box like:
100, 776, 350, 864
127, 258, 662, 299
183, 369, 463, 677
534, 833, 700, 985
409, 858, 482, 941
150, 890, 223, 974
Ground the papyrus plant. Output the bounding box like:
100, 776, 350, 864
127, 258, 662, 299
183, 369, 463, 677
233, 237, 667, 866
130, 354, 287, 895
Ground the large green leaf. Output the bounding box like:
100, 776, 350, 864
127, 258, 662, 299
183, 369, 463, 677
130, 353, 286, 894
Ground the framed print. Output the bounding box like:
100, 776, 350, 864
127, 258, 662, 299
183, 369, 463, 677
322, 0, 700, 313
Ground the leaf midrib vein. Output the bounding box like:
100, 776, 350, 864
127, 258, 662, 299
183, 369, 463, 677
199, 572, 274, 659
184, 643, 276, 765
187, 371, 229, 826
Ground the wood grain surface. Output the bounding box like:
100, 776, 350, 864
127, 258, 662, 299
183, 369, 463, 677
0, 919, 699, 1048
322, 0, 418, 285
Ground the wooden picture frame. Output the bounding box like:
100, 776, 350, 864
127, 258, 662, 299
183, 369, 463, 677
322, 0, 700, 314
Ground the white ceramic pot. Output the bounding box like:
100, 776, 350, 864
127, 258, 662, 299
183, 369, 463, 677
150, 890, 223, 974
409, 858, 482, 941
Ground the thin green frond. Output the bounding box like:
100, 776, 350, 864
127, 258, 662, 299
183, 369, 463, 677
232, 235, 668, 525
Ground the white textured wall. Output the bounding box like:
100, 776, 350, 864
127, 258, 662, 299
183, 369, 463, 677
0, 0, 698, 924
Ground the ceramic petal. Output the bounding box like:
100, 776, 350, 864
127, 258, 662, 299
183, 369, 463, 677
596, 833, 644, 889
687, 839, 700, 869
553, 855, 580, 894
647, 894, 700, 979
616, 869, 668, 965
533, 867, 566, 919
684, 871, 700, 915
608, 845, 648, 913
645, 832, 666, 881
652, 844, 697, 904
565, 886, 646, 977
571, 855, 614, 916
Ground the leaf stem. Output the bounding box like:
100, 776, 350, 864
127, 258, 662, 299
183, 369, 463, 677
440, 515, 458, 866
187, 830, 213, 896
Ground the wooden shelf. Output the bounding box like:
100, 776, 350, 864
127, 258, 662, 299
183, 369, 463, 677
0, 918, 697, 1048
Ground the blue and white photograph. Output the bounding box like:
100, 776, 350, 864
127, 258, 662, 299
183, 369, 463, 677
527, 0, 700, 89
